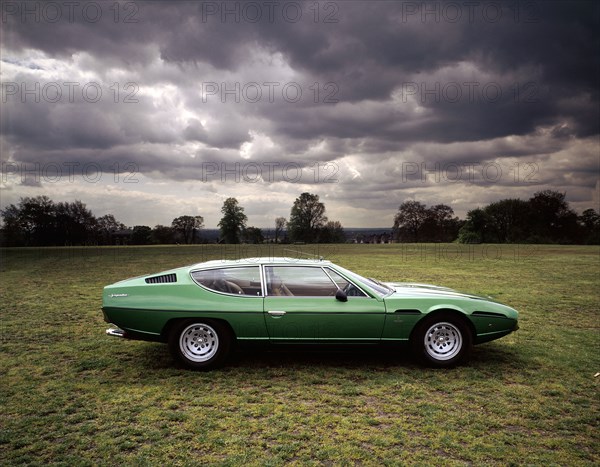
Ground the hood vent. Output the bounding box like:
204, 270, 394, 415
145, 273, 177, 284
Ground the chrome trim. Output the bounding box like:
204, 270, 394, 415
268, 310, 287, 316
106, 327, 126, 338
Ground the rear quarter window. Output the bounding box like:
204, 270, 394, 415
191, 267, 262, 296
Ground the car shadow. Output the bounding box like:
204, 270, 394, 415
228, 344, 415, 370
131, 340, 525, 373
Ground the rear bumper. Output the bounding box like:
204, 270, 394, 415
106, 327, 127, 338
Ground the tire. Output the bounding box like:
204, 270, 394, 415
168, 319, 231, 370
410, 313, 472, 367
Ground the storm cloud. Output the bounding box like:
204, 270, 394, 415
1, 0, 598, 228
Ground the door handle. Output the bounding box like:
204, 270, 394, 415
268, 310, 286, 316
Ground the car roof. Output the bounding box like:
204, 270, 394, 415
189, 257, 332, 269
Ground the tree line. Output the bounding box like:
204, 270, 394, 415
1, 190, 598, 247
393, 190, 599, 244
457, 190, 599, 244
0, 192, 345, 247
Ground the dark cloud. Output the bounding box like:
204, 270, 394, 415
1, 0, 598, 225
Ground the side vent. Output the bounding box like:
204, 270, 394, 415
472, 311, 506, 318
393, 309, 422, 315
145, 273, 177, 284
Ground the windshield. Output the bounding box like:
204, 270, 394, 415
333, 265, 394, 297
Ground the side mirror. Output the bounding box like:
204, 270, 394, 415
335, 289, 348, 302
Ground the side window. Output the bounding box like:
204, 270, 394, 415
191, 267, 262, 296
266, 266, 339, 297
325, 268, 368, 297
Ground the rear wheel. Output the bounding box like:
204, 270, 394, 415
411, 313, 472, 367
168, 319, 231, 370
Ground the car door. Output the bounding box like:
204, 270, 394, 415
190, 266, 269, 339
262, 265, 386, 341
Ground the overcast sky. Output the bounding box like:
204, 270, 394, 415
1, 0, 599, 229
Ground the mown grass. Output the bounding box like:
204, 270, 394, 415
1, 243, 598, 465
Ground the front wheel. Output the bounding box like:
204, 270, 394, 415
410, 313, 472, 367
168, 320, 231, 370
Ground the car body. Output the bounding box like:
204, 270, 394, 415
102, 257, 519, 369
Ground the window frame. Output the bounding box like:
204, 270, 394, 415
190, 265, 265, 297
263, 265, 369, 298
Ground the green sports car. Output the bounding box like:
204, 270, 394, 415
102, 257, 519, 369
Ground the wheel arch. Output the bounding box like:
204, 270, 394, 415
161, 317, 237, 343
410, 307, 476, 343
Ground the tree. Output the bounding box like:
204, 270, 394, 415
579, 209, 600, 244
485, 199, 531, 243
131, 225, 152, 245
18, 196, 56, 245
274, 217, 286, 243
0, 203, 25, 246
421, 204, 460, 242
320, 220, 346, 243
151, 225, 174, 244
218, 198, 247, 244
1, 196, 99, 246
529, 190, 578, 243
393, 200, 428, 242
172, 215, 204, 244
458, 193, 593, 244
287, 192, 328, 243
96, 214, 125, 245
458, 208, 492, 243
55, 200, 96, 245
243, 226, 264, 244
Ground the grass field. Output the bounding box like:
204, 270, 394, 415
1, 243, 599, 465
